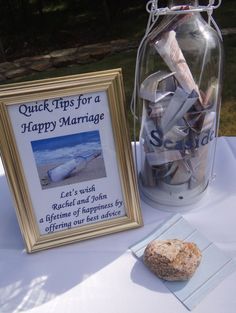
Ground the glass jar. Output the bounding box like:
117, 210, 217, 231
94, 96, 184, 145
136, 0, 223, 208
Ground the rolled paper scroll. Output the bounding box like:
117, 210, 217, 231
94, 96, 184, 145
195, 82, 218, 110
203, 83, 217, 108
201, 112, 216, 132
154, 30, 202, 102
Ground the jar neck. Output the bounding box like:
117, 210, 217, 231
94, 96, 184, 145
168, 0, 199, 8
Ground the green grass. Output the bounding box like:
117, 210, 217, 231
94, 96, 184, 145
219, 35, 236, 136
3, 50, 137, 138
2, 0, 236, 137
214, 1, 236, 29
6, 37, 236, 137
220, 101, 236, 136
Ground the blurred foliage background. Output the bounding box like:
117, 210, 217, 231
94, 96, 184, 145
0, 0, 235, 135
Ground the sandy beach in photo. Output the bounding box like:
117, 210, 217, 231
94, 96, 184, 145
31, 130, 106, 189
37, 156, 106, 189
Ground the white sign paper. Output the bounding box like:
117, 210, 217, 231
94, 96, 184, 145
8, 91, 126, 235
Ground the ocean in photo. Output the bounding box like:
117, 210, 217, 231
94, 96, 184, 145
31, 130, 102, 166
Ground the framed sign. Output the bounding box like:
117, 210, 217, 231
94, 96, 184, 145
0, 69, 143, 253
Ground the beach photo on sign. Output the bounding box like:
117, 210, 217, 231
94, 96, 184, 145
31, 130, 106, 189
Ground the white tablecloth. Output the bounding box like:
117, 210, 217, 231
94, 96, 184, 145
0, 137, 236, 313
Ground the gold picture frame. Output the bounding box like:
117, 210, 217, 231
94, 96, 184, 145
0, 69, 143, 253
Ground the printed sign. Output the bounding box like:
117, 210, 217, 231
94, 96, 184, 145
0, 69, 142, 252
